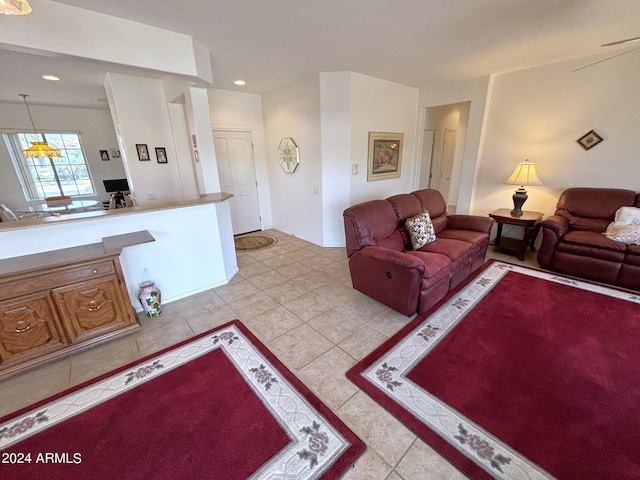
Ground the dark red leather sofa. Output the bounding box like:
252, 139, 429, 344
537, 187, 640, 290
343, 189, 494, 316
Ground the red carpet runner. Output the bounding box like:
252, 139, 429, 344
1, 321, 365, 479
348, 261, 640, 479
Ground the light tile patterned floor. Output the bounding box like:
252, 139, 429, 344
0, 228, 539, 479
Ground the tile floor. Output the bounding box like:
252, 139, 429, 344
0, 228, 540, 479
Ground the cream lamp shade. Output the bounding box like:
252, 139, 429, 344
505, 160, 542, 216
0, 0, 32, 15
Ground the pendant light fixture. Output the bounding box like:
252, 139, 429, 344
0, 0, 32, 15
19, 94, 61, 158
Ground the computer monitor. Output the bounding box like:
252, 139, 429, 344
103, 178, 130, 193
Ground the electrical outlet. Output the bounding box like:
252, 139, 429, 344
142, 268, 150, 279
147, 192, 156, 201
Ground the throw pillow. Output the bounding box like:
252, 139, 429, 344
405, 211, 436, 250
604, 222, 640, 245
614, 206, 640, 225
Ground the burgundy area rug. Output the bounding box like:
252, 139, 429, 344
1, 320, 365, 479
347, 260, 640, 480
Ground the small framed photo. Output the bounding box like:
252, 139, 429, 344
99, 150, 109, 161
136, 144, 150, 161
155, 147, 168, 164
367, 131, 404, 181
577, 130, 603, 150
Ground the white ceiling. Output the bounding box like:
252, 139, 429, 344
2, 0, 640, 109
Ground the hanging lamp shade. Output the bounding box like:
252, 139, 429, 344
24, 141, 61, 158
0, 0, 32, 15
19, 94, 61, 158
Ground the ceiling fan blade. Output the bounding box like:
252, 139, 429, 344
601, 36, 640, 47
572, 46, 640, 72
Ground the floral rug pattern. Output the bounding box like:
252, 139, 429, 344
0, 324, 353, 480
356, 261, 640, 480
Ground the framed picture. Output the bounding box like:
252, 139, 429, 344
99, 150, 109, 161
155, 147, 168, 164
577, 130, 603, 150
136, 144, 150, 161
367, 132, 404, 181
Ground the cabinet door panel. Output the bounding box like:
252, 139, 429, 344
53, 275, 136, 344
0, 293, 67, 366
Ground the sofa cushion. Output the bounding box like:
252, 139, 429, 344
412, 189, 448, 234
404, 251, 451, 286
438, 229, 489, 247
569, 217, 611, 233
556, 231, 626, 262
555, 188, 636, 232
623, 245, 640, 268
343, 200, 404, 257
406, 211, 436, 250
418, 238, 475, 271
387, 193, 423, 249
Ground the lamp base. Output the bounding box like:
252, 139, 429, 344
511, 187, 528, 217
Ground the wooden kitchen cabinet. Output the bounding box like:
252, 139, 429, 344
0, 231, 154, 379
0, 292, 66, 368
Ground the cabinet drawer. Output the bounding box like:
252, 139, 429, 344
53, 275, 136, 344
0, 293, 67, 367
0, 260, 117, 301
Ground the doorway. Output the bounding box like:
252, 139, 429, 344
213, 130, 261, 235
419, 102, 470, 209
431, 128, 456, 202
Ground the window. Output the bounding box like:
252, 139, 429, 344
4, 132, 95, 200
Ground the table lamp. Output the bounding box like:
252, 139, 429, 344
505, 159, 542, 216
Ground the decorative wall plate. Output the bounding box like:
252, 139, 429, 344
278, 137, 299, 173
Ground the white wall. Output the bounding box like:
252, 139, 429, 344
320, 72, 352, 247
209, 89, 273, 229
106, 73, 188, 205
262, 72, 419, 246
0, 0, 212, 82
0, 103, 125, 210
262, 76, 323, 244
349, 73, 420, 205
474, 52, 640, 218
0, 203, 236, 310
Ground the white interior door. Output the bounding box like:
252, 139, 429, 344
437, 128, 456, 203
420, 129, 435, 189
213, 130, 261, 235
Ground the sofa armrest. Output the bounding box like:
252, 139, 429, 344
540, 215, 569, 238
537, 215, 569, 267
348, 246, 425, 316
447, 215, 495, 235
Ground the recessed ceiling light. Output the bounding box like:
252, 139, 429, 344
42, 74, 60, 81
234, 80, 246, 86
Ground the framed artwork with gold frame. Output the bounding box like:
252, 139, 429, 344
367, 132, 403, 181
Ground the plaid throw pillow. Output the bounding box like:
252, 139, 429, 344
405, 211, 436, 250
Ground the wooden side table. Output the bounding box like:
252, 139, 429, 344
488, 209, 543, 261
